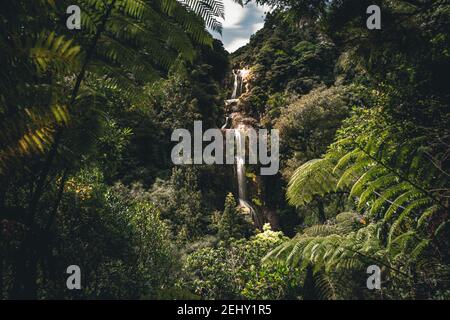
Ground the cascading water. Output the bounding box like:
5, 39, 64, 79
231, 70, 239, 99
235, 129, 246, 201
225, 69, 243, 106
225, 69, 251, 107
225, 68, 261, 226
235, 129, 259, 225
239, 74, 244, 98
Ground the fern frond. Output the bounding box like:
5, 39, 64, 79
417, 205, 440, 229
30, 31, 81, 73
349, 166, 387, 197
357, 173, 399, 211
369, 181, 411, 216
287, 158, 338, 207
313, 272, 340, 300
178, 0, 225, 33
337, 157, 374, 189
384, 190, 423, 221
333, 148, 361, 173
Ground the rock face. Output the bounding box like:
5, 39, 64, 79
224, 99, 239, 113
229, 112, 258, 128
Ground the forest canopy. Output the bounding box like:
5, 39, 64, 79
0, 0, 449, 300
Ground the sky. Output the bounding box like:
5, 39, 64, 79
211, 0, 270, 53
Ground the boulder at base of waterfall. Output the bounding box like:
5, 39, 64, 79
224, 99, 239, 106
238, 203, 251, 214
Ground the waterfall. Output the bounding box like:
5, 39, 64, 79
235, 129, 260, 226
226, 69, 249, 105
221, 116, 231, 130
239, 74, 243, 98
224, 68, 262, 227
231, 70, 239, 99
231, 69, 247, 99
235, 129, 246, 201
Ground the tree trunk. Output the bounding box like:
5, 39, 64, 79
316, 198, 326, 223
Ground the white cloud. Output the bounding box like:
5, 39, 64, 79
210, 0, 271, 52
252, 22, 264, 33
220, 0, 247, 29
226, 37, 251, 53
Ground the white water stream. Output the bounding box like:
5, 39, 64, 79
228, 69, 259, 225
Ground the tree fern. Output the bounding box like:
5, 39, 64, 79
265, 212, 369, 272
278, 105, 448, 298
287, 111, 448, 242
0, 0, 226, 172
287, 158, 338, 207
313, 271, 340, 300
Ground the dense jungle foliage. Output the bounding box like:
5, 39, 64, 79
1, 0, 449, 300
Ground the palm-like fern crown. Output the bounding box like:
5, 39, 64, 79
277, 103, 449, 298
0, 0, 228, 173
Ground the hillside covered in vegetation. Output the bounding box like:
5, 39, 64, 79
1, 0, 449, 300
